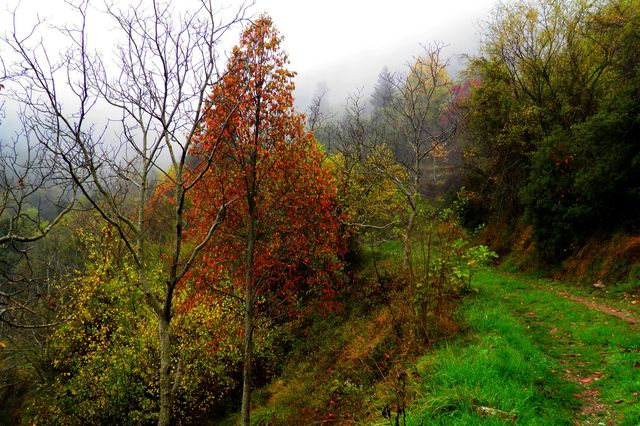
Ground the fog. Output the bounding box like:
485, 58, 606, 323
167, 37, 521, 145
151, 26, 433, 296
1, 0, 497, 134
257, 0, 497, 110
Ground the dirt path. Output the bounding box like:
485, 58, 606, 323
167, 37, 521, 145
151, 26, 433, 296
525, 281, 640, 424
534, 286, 640, 325
555, 290, 640, 324
562, 368, 614, 426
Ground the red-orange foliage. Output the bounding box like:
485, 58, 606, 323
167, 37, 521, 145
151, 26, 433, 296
185, 16, 344, 315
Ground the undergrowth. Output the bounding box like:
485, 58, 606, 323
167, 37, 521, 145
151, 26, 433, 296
243, 238, 464, 424
245, 265, 640, 425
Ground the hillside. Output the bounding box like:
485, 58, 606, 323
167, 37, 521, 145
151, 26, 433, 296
245, 263, 640, 425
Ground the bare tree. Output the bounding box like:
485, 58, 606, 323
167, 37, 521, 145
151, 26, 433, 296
375, 43, 461, 330
306, 85, 329, 133
323, 90, 400, 249
1, 69, 79, 420
338, 89, 370, 162
0, 136, 75, 328
2, 0, 249, 424
1, 54, 76, 330
0, 141, 72, 247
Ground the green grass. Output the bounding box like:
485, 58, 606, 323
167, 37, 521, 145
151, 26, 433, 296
399, 269, 640, 425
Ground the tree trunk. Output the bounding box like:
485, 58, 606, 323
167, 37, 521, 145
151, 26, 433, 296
241, 208, 257, 425
158, 316, 172, 426
403, 202, 421, 341
241, 291, 254, 426
241, 77, 261, 426
402, 205, 417, 290
402, 232, 414, 294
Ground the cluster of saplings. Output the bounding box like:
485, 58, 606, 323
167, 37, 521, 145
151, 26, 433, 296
1, 0, 637, 424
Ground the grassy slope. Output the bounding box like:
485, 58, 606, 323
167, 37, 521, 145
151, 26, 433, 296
404, 270, 640, 425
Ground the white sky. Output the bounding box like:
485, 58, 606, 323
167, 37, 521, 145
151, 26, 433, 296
2, 0, 498, 111
253, 0, 498, 108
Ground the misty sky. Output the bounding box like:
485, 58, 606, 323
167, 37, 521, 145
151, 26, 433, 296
255, 0, 498, 109
2, 0, 498, 114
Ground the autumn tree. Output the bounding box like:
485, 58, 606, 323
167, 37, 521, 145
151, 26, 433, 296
24, 220, 282, 424
2, 1, 248, 424
23, 224, 159, 424
481, 0, 624, 129
187, 16, 343, 425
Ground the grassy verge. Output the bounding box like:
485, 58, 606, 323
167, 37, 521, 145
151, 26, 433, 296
402, 269, 640, 425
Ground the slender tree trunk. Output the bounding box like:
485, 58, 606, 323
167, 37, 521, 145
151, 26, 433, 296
422, 226, 433, 340
240, 82, 262, 425
402, 204, 418, 290
404, 178, 420, 340
158, 315, 172, 426
402, 232, 414, 291
136, 156, 178, 426
404, 154, 421, 292
241, 289, 254, 426
425, 227, 432, 294
241, 203, 257, 425
402, 209, 418, 339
